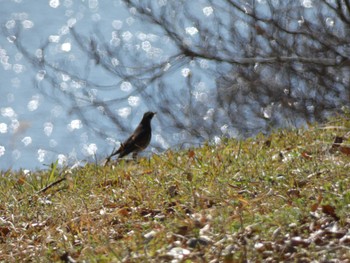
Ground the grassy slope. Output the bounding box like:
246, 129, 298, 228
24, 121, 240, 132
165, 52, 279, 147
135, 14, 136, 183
1, 114, 350, 262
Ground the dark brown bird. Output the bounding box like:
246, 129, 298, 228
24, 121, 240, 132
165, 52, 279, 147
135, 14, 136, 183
105, 111, 156, 164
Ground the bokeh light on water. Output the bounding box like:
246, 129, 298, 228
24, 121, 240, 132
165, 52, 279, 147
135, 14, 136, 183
1, 0, 347, 171
1, 1, 161, 170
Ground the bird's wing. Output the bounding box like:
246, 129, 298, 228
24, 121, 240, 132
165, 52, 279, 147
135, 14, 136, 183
116, 133, 137, 153
106, 133, 135, 159
116, 128, 148, 157
125, 129, 151, 149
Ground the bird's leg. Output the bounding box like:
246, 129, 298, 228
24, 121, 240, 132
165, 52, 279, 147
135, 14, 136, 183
132, 152, 138, 161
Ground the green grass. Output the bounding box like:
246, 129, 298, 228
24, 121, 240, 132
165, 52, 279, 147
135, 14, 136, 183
1, 114, 350, 262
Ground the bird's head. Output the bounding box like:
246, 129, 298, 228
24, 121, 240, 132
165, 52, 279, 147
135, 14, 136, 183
141, 111, 156, 123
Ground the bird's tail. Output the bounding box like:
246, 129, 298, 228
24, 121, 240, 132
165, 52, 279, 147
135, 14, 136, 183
102, 157, 111, 167
103, 146, 119, 166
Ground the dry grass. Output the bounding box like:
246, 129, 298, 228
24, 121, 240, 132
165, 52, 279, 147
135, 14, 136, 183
1, 114, 350, 262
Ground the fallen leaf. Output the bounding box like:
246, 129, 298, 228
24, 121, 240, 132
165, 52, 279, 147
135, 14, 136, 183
310, 195, 322, 212
287, 189, 301, 198
177, 225, 191, 236
340, 146, 350, 155
290, 236, 310, 247
117, 207, 130, 217
301, 151, 312, 160
322, 204, 339, 220
310, 203, 318, 212
0, 226, 11, 238
188, 150, 195, 159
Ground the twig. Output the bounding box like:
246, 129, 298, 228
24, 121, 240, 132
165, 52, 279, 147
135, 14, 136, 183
36, 177, 66, 194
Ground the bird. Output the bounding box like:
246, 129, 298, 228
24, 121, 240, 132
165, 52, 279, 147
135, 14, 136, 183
104, 111, 156, 165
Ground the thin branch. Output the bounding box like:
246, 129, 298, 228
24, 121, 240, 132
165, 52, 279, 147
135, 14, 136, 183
36, 177, 66, 194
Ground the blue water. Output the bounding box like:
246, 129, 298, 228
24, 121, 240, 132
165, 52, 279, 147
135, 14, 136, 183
1, 1, 344, 171
0, 0, 160, 170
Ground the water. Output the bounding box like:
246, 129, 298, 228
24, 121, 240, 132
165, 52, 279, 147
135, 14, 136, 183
1, 1, 348, 170
0, 0, 153, 170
